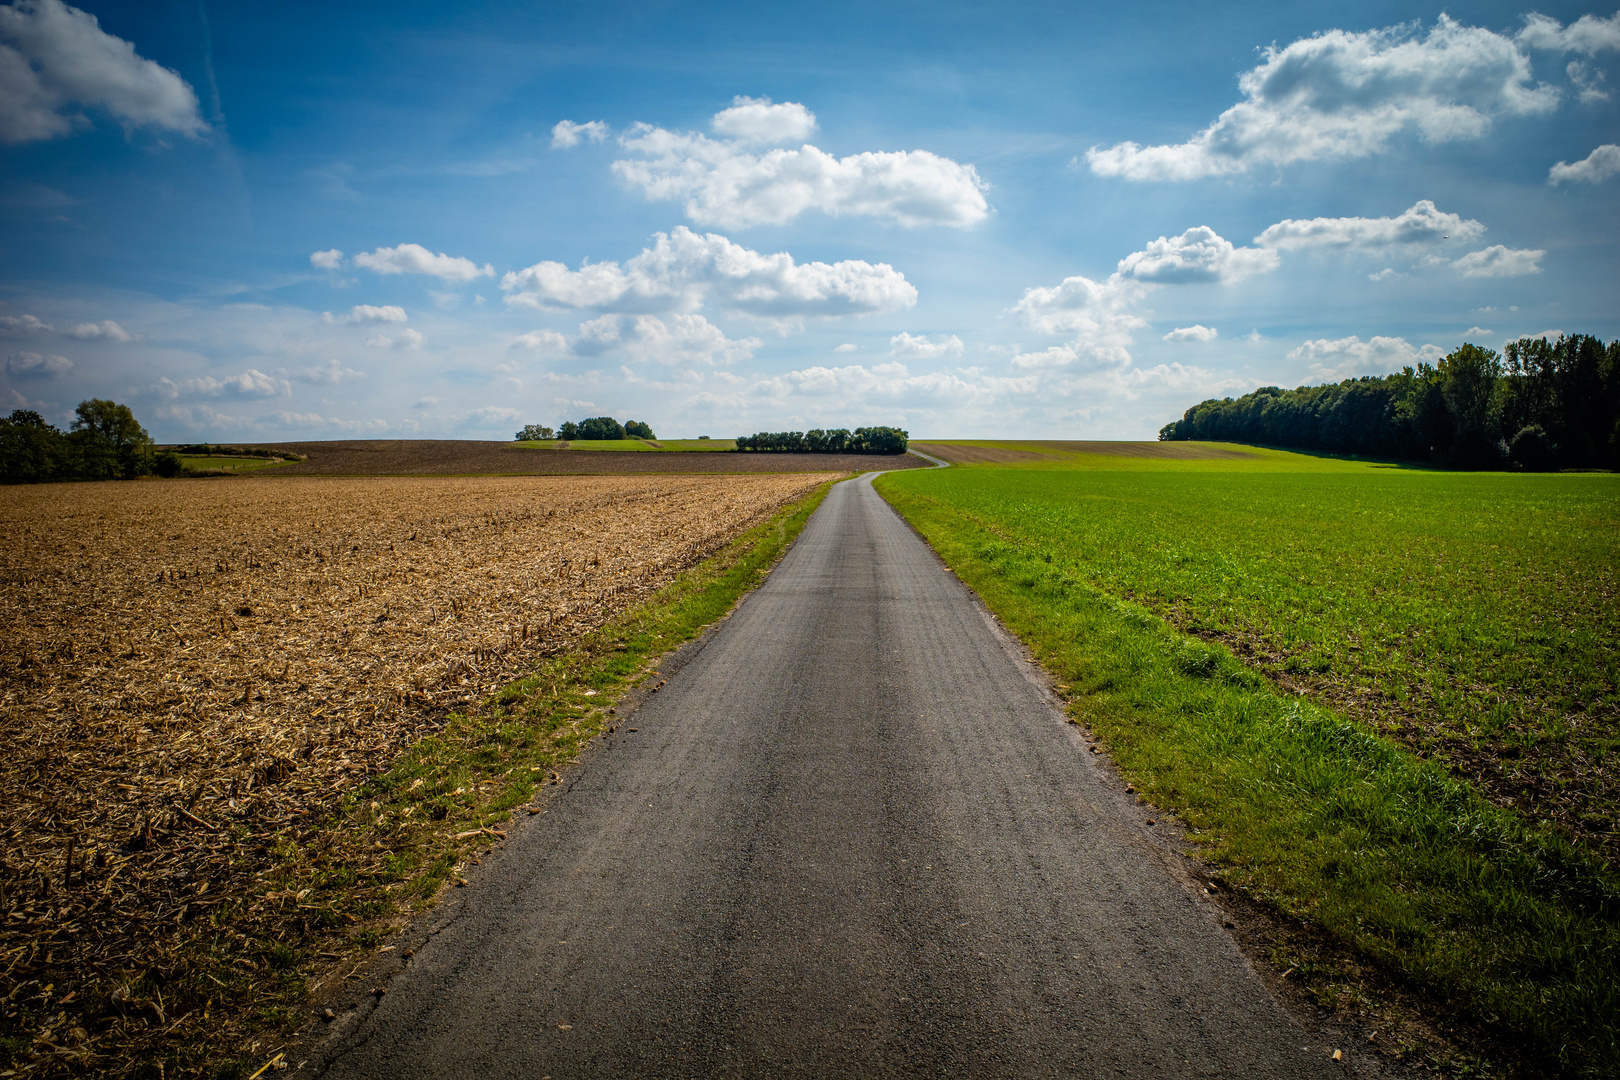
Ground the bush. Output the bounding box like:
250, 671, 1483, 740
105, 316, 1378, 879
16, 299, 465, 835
154, 450, 183, 478
1, 401, 155, 484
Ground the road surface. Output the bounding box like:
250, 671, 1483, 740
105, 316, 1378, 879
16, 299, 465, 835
315, 472, 1345, 1078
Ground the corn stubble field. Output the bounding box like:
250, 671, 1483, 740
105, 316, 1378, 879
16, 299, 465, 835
0, 472, 830, 1075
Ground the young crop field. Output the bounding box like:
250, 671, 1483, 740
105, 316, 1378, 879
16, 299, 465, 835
878, 444, 1620, 1074
0, 472, 831, 1075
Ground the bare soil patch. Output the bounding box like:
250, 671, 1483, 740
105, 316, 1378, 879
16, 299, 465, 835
0, 472, 831, 1075
259, 440, 924, 476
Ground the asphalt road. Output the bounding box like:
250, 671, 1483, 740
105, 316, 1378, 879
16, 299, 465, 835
316, 472, 1344, 1079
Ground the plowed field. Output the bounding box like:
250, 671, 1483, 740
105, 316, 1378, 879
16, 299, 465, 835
0, 473, 832, 1072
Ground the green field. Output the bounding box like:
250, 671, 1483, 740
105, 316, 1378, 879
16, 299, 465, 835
513, 438, 737, 451
877, 443, 1619, 1075
177, 454, 292, 471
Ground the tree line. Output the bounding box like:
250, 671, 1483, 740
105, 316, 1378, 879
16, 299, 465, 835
1158, 335, 1620, 470
514, 416, 655, 441
1, 400, 176, 484
735, 426, 909, 454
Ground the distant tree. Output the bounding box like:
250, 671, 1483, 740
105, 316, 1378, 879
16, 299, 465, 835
624, 420, 655, 439
153, 449, 184, 477
734, 425, 907, 454
578, 416, 627, 440
1158, 334, 1619, 471
557, 420, 579, 440
1, 409, 71, 483
72, 399, 152, 479
514, 423, 555, 441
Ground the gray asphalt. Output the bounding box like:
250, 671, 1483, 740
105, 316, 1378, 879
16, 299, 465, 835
316, 472, 1342, 1079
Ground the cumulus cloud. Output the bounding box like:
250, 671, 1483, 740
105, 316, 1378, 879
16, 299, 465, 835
353, 244, 493, 282
611, 114, 989, 229
364, 327, 424, 349
158, 369, 290, 400
1549, 143, 1620, 183
834, 343, 857, 352
890, 332, 964, 359
285, 359, 365, 384
551, 119, 608, 148
465, 405, 524, 426
1086, 16, 1557, 180
1452, 245, 1544, 277
514, 314, 759, 366
1117, 226, 1279, 284
1256, 200, 1485, 250
1164, 324, 1218, 342
0, 313, 51, 334
5, 350, 71, 377
310, 249, 344, 270
501, 226, 917, 320
0, 0, 208, 145
1010, 273, 1150, 367
1517, 11, 1620, 55
337, 304, 407, 325
1567, 60, 1611, 101
66, 319, 132, 341
710, 96, 817, 144
763, 361, 982, 406
1463, 326, 1494, 337
1288, 335, 1445, 381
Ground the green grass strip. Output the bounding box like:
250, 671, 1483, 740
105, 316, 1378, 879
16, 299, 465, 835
875, 478, 1619, 1078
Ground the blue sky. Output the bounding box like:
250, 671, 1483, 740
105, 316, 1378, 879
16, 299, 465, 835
1, 0, 1616, 440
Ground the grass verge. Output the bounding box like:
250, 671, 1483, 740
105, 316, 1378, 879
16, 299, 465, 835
875, 476, 1619, 1078
78, 476, 838, 1080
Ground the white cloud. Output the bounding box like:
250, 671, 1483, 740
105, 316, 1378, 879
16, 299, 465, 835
340, 304, 407, 325
1549, 143, 1620, 183
890, 332, 963, 359
1117, 226, 1279, 284
1087, 16, 1558, 180
1163, 324, 1218, 342
364, 327, 424, 349
1288, 335, 1445, 381
550, 119, 608, 148
764, 361, 983, 406
1463, 326, 1494, 337
158, 368, 290, 400
1452, 245, 1544, 277
518, 314, 759, 366
285, 359, 365, 384
0, 313, 51, 334
1517, 11, 1620, 55
66, 318, 132, 341
1368, 268, 1399, 281
1568, 60, 1611, 101
353, 243, 493, 282
709, 96, 817, 144
270, 411, 388, 434
1011, 272, 1150, 367
834, 343, 857, 353
511, 329, 570, 354
465, 405, 523, 426
0, 0, 208, 145
501, 226, 917, 319
412, 397, 440, 409
309, 249, 344, 270
5, 350, 71, 377
1256, 200, 1485, 251
611, 122, 989, 229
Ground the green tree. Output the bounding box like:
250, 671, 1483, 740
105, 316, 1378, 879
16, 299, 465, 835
1436, 344, 1503, 467
578, 416, 626, 440
71, 399, 153, 479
